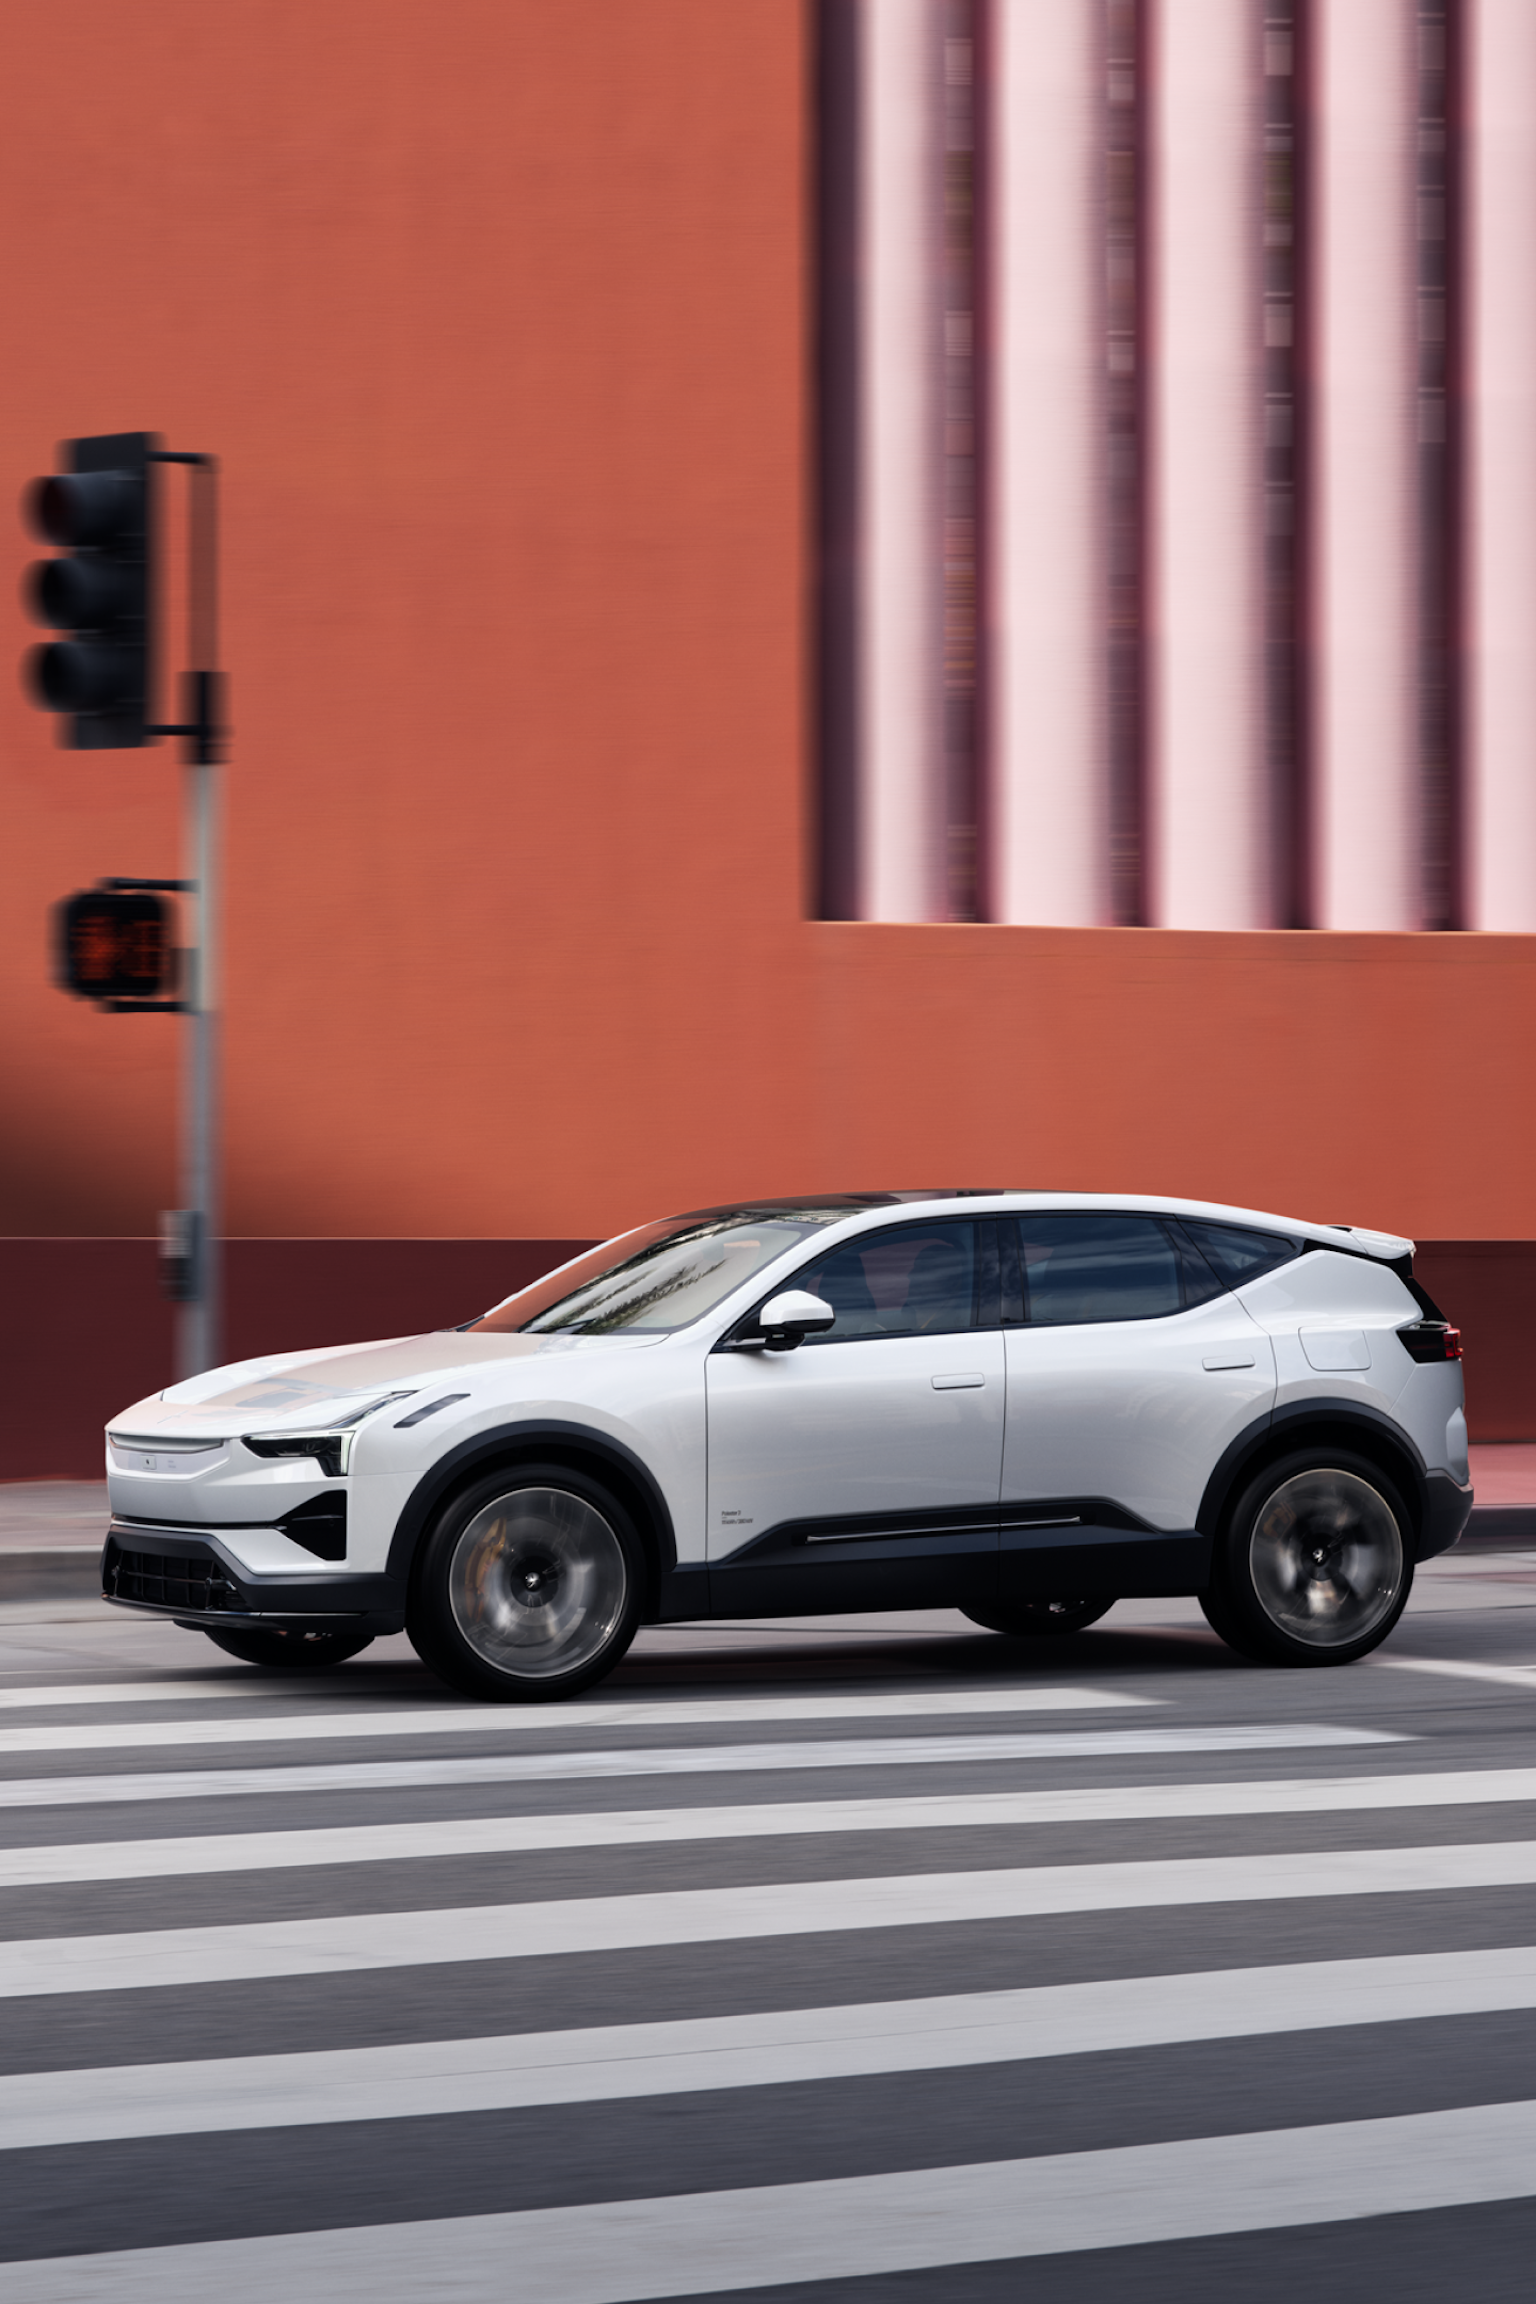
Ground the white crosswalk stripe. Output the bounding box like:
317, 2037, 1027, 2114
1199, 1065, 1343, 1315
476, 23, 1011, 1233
0, 1653, 1529, 2295
0, 1681, 1154, 1756
9, 1946, 1536, 2151
6, 2101, 1536, 2304
1374, 1655, 1536, 1693
10, 1765, 1536, 1887
5, 1840, 1535, 1999
0, 1720, 1405, 1808
0, 1680, 279, 1711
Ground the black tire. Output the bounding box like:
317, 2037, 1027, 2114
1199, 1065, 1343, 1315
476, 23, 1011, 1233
1200, 1449, 1413, 1666
407, 1464, 644, 1702
199, 1626, 375, 1669
962, 1597, 1116, 1637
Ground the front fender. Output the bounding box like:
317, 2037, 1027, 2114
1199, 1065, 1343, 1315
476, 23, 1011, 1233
382, 1418, 679, 1600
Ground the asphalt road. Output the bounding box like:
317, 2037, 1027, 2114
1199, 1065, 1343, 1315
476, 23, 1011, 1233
1, 1556, 1534, 2300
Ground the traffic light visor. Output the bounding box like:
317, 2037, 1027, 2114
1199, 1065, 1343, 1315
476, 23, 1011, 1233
26, 555, 137, 630
26, 639, 138, 714
25, 468, 141, 548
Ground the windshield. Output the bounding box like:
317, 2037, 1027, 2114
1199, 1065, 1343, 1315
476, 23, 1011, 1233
465, 1210, 852, 1336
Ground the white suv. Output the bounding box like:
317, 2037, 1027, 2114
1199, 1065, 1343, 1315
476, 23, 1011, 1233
101, 1193, 1471, 1697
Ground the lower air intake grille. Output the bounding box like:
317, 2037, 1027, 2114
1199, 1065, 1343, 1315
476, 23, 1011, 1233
104, 1541, 241, 1613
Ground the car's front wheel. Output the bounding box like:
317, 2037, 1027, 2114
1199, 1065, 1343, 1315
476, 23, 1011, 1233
408, 1466, 644, 1701
1200, 1451, 1412, 1665
962, 1597, 1116, 1637
200, 1626, 375, 1669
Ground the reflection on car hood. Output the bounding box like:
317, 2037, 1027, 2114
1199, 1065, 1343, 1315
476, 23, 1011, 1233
123, 1328, 653, 1435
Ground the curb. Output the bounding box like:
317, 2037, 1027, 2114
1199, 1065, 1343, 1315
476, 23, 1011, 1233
0, 1547, 103, 1604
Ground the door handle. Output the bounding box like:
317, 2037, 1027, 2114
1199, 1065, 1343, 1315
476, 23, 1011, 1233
932, 1372, 986, 1389
1202, 1352, 1256, 1371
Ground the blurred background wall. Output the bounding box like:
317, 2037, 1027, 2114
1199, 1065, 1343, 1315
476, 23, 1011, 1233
3, 1, 1534, 1471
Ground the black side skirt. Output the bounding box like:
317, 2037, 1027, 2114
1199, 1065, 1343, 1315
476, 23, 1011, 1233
697, 1502, 1209, 1618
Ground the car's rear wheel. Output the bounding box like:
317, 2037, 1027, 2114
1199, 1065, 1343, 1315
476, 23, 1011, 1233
962, 1597, 1116, 1637
1201, 1451, 1412, 1665
199, 1626, 375, 1669
408, 1465, 644, 1701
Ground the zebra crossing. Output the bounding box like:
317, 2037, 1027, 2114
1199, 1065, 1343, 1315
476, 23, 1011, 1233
2, 1634, 1535, 2298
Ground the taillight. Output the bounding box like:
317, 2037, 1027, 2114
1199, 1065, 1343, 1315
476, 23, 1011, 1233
1398, 1322, 1462, 1363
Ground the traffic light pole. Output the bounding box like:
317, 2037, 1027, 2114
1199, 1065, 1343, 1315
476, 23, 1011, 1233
25, 434, 226, 1379
181, 737, 221, 1378
146, 455, 225, 1380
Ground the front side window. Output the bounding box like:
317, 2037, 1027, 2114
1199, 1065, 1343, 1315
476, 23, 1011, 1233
792, 1221, 982, 1342
466, 1210, 850, 1337
1014, 1214, 1201, 1325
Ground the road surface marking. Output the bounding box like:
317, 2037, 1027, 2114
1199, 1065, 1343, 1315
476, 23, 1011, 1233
0, 1838, 1525, 1998
6, 1944, 1536, 2150
6, 1762, 1529, 1887
6, 2099, 1536, 2300
0, 1722, 1404, 1809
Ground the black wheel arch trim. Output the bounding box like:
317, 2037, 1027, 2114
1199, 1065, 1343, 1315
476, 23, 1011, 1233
1196, 1397, 1450, 1560
383, 1418, 680, 1612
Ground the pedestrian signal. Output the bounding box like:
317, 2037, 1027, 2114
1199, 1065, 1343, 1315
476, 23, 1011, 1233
54, 890, 173, 1002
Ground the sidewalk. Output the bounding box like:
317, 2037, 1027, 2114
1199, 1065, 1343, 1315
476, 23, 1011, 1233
3, 1446, 1531, 1610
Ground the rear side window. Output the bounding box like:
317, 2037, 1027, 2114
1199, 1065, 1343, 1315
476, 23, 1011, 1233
1015, 1215, 1196, 1325
795, 1221, 981, 1341
1179, 1220, 1301, 1291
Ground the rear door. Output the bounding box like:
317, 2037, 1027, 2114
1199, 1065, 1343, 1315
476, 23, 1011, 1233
705, 1218, 1005, 1614
1000, 1213, 1276, 1600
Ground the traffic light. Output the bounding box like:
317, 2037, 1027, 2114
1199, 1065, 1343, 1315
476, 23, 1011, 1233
54, 888, 174, 1003
22, 432, 155, 748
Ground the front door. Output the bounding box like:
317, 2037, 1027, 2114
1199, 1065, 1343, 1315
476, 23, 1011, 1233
999, 1213, 1277, 1600
706, 1219, 1005, 1615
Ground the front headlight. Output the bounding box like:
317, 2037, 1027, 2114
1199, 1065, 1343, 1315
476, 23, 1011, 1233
243, 1431, 354, 1477
242, 1390, 417, 1477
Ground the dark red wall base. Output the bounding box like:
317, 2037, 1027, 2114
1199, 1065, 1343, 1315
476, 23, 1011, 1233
1413, 1242, 1536, 1443
0, 1240, 593, 1479
0, 1236, 1527, 1480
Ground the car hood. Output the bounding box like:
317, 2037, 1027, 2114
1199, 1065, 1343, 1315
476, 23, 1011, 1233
114, 1328, 656, 1438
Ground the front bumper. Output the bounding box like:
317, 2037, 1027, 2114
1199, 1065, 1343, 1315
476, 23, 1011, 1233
101, 1524, 406, 1634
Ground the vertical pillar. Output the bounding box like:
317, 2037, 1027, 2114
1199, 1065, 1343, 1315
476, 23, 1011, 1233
1104, 0, 1149, 925
178, 751, 221, 1380
941, 2, 981, 921
1148, 0, 1266, 927
987, 0, 1104, 926
1311, 0, 1419, 929
1262, 0, 1311, 929
1416, 0, 1462, 931
860, 0, 942, 921
1465, 0, 1536, 930
813, 0, 862, 920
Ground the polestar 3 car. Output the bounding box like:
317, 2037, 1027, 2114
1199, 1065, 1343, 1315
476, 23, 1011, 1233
101, 1192, 1473, 1698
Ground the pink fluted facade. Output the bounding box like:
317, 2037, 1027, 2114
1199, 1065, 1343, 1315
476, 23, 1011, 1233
859, 0, 942, 922
1148, 0, 1266, 928
1466, 0, 1536, 932
988, 0, 1104, 927
1310, 0, 1419, 930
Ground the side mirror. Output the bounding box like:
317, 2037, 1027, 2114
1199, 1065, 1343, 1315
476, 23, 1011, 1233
757, 1289, 837, 1351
